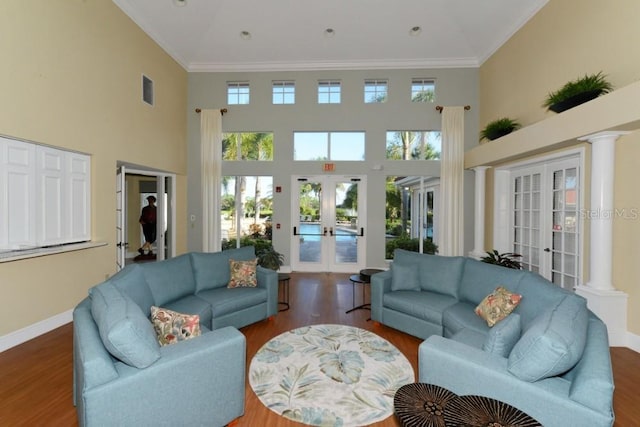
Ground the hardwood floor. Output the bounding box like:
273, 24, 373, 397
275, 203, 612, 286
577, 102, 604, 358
1, 272, 638, 426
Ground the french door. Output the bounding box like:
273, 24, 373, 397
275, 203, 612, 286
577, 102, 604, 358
510, 156, 581, 290
291, 175, 366, 272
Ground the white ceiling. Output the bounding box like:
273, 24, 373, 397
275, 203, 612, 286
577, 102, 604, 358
113, 0, 548, 72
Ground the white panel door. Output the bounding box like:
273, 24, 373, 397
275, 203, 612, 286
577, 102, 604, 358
37, 146, 65, 245
2, 138, 36, 249
68, 152, 91, 241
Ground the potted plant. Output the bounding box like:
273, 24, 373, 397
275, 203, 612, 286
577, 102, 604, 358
480, 250, 522, 270
257, 245, 284, 271
543, 71, 613, 113
479, 118, 521, 142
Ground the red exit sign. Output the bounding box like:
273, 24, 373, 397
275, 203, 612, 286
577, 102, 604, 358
323, 163, 335, 172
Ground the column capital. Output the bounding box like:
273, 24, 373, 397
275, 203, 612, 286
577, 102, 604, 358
471, 165, 490, 172
578, 130, 630, 143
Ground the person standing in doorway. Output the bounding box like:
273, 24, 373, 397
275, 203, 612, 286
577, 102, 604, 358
138, 195, 157, 255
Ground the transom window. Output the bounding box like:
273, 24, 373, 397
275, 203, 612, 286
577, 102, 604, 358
294, 132, 365, 161
227, 82, 250, 105
272, 81, 295, 104
318, 80, 341, 104
411, 79, 435, 102
364, 79, 388, 103
222, 132, 273, 161
386, 131, 441, 160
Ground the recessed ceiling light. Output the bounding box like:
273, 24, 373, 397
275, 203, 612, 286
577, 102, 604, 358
240, 30, 252, 40
324, 28, 335, 38
173, 0, 187, 7
409, 26, 422, 36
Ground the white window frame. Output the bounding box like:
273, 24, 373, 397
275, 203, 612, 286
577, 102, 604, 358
227, 81, 250, 105
318, 80, 341, 104
364, 79, 388, 103
272, 81, 295, 104
411, 78, 435, 102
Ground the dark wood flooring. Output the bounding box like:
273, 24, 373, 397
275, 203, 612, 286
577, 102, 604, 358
1, 272, 638, 426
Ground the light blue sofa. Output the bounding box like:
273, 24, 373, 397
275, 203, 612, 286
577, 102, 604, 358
371, 249, 614, 427
73, 246, 278, 427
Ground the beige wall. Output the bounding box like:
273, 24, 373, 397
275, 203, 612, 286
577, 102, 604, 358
479, 0, 640, 335
0, 0, 187, 336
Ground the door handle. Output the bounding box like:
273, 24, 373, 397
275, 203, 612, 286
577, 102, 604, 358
544, 247, 551, 252
323, 227, 328, 236
329, 227, 334, 236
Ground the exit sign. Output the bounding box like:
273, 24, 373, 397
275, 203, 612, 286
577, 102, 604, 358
323, 163, 335, 172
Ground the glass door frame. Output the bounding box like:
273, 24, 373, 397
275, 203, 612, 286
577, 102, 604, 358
493, 149, 584, 289
290, 174, 367, 272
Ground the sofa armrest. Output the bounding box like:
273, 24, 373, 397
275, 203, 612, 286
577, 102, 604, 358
79, 326, 246, 427
418, 335, 613, 427
256, 265, 278, 316
370, 270, 392, 322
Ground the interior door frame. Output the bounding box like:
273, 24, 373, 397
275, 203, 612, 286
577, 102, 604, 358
291, 174, 367, 273
493, 148, 585, 286
115, 164, 176, 270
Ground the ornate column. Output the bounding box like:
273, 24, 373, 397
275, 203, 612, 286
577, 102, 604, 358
469, 166, 489, 259
576, 131, 629, 345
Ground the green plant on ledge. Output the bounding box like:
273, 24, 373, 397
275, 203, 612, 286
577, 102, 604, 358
480, 250, 522, 270
543, 71, 613, 113
479, 118, 522, 142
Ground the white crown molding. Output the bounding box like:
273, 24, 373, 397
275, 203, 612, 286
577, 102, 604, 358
0, 310, 72, 353
187, 57, 480, 73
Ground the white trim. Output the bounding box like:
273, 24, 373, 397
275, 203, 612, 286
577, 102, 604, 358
188, 57, 480, 73
626, 331, 640, 353
0, 309, 72, 353
0, 241, 107, 263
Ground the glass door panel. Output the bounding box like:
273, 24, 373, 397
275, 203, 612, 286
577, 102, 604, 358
292, 175, 365, 272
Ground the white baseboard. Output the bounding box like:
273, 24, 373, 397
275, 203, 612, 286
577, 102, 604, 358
0, 309, 73, 353
625, 331, 640, 353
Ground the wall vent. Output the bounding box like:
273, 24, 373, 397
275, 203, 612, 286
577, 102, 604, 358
142, 75, 154, 106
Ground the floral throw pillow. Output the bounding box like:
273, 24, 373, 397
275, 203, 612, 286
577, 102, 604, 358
227, 258, 258, 288
150, 306, 201, 346
475, 286, 522, 327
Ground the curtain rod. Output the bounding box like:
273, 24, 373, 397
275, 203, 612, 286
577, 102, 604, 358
195, 108, 227, 115
435, 105, 470, 114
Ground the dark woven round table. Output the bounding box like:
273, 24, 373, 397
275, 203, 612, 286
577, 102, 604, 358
394, 383, 542, 427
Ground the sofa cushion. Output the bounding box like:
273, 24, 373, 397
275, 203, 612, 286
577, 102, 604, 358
89, 282, 160, 368
508, 294, 588, 381
391, 262, 421, 291
143, 253, 196, 306
150, 306, 201, 346
197, 287, 268, 318
161, 295, 213, 328
475, 286, 522, 327
513, 272, 569, 327
110, 264, 155, 316
383, 290, 457, 325
483, 313, 521, 358
191, 251, 231, 292
450, 328, 486, 349
458, 259, 526, 306
227, 258, 258, 288
442, 302, 489, 337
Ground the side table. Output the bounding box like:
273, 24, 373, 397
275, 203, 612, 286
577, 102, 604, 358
277, 273, 290, 312
393, 382, 542, 426
345, 268, 384, 315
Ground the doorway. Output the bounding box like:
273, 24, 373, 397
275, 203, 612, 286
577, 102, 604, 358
291, 175, 366, 272
495, 152, 583, 290
116, 164, 176, 271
